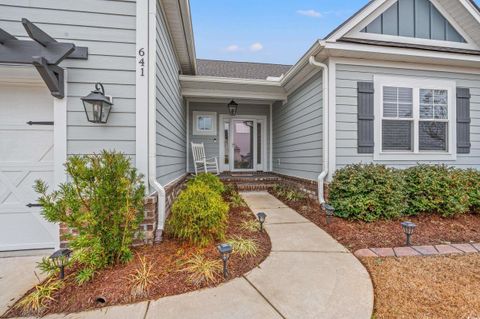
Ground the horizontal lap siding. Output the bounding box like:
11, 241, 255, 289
336, 63, 480, 169
273, 73, 323, 180
0, 0, 137, 160
188, 102, 270, 173
155, 3, 186, 185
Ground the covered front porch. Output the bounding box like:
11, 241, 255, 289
182, 75, 287, 175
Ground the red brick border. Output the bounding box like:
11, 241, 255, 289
355, 243, 480, 258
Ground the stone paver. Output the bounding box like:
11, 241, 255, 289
354, 249, 378, 258
394, 247, 421, 257
435, 244, 463, 254
451, 243, 478, 253
0, 255, 47, 314
412, 245, 439, 255
472, 243, 480, 251
370, 248, 395, 257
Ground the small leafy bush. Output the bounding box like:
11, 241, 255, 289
403, 165, 470, 217
240, 219, 259, 232
35, 151, 145, 283
229, 192, 247, 208
188, 173, 225, 194
181, 254, 222, 286
167, 183, 229, 246
462, 168, 480, 212
272, 184, 306, 202
329, 164, 407, 221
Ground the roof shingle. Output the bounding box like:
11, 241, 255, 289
196, 59, 291, 80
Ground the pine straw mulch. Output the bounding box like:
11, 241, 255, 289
3, 204, 271, 318
268, 189, 480, 252
361, 254, 480, 319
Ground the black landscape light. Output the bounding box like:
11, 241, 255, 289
81, 82, 113, 123
257, 212, 267, 231
217, 243, 233, 278
227, 100, 238, 116
322, 203, 335, 225
50, 248, 72, 279
401, 221, 417, 246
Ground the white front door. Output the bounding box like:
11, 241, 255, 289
219, 115, 267, 172
0, 84, 57, 251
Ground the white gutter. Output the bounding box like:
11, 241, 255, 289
308, 56, 329, 204
148, 0, 166, 238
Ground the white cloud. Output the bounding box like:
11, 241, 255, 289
225, 44, 241, 52
297, 9, 322, 18
250, 42, 263, 52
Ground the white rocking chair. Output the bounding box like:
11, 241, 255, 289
191, 142, 219, 175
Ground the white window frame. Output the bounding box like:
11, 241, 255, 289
192, 111, 217, 136
373, 75, 457, 161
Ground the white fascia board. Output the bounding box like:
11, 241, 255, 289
180, 75, 283, 87
460, 0, 480, 24
324, 42, 480, 66
280, 40, 324, 86
181, 88, 286, 101
178, 0, 197, 74
325, 0, 388, 42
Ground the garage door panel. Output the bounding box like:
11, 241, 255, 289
0, 83, 57, 251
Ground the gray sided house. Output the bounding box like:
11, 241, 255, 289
0, 0, 479, 252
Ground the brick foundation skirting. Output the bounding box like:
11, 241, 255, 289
270, 172, 330, 202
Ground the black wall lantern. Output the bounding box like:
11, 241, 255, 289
228, 100, 238, 116
81, 82, 113, 124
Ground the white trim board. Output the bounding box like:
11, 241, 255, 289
135, 0, 149, 187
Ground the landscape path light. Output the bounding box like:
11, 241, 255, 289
257, 212, 266, 231
401, 221, 417, 246
50, 248, 72, 279
217, 243, 233, 279
322, 203, 335, 225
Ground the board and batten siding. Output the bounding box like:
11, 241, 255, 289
188, 102, 271, 173
0, 0, 138, 161
336, 63, 480, 169
272, 73, 323, 181
155, 2, 186, 185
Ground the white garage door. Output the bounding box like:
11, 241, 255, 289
0, 83, 57, 251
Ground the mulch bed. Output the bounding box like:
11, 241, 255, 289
3, 203, 271, 318
268, 189, 480, 252
361, 254, 480, 319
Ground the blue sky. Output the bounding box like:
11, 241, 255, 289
190, 0, 479, 65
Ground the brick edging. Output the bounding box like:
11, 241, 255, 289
355, 243, 480, 258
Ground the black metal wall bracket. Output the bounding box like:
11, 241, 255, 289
0, 18, 89, 98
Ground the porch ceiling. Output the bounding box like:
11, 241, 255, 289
179, 75, 287, 102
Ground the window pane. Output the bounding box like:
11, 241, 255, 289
420, 104, 433, 119
382, 120, 413, 151
383, 103, 398, 117
434, 105, 448, 119
198, 117, 205, 130
420, 89, 433, 104
419, 121, 448, 151
434, 90, 447, 105
224, 122, 229, 164
383, 87, 412, 118
257, 122, 262, 165
203, 117, 212, 130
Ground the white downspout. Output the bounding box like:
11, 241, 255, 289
308, 56, 329, 204
148, 0, 166, 238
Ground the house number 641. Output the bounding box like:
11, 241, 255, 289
138, 48, 145, 76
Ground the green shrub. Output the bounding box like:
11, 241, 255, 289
188, 173, 225, 194
403, 165, 470, 217
167, 183, 229, 246
463, 168, 480, 211
35, 151, 145, 283
329, 164, 407, 222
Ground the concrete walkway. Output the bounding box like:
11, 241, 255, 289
7, 192, 373, 319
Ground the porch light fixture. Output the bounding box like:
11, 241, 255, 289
227, 100, 238, 116
323, 203, 335, 225
401, 221, 417, 246
49, 248, 72, 279
81, 82, 113, 123
257, 212, 266, 232
217, 243, 233, 278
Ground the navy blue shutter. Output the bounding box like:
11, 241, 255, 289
457, 88, 471, 154
357, 82, 375, 153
